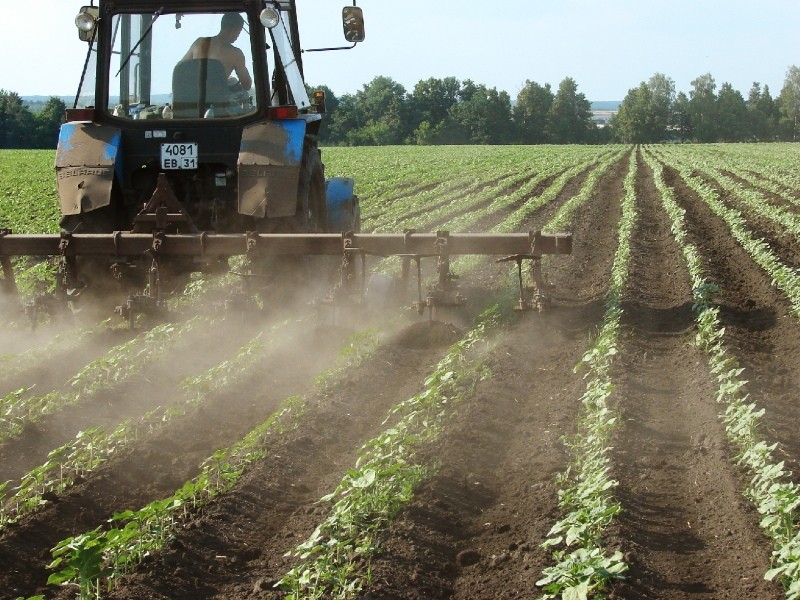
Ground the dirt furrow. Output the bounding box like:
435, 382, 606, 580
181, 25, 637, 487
65, 152, 624, 599
467, 166, 588, 234
720, 169, 800, 217
0, 316, 259, 487
95, 323, 466, 600
606, 154, 782, 599
0, 317, 359, 599
0, 327, 135, 399
660, 162, 800, 480
360, 153, 628, 599
426, 169, 566, 233
700, 171, 800, 270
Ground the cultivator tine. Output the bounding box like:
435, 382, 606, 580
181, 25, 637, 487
0, 230, 19, 302
319, 231, 365, 324
411, 231, 466, 323
508, 256, 545, 312
0, 230, 24, 323
496, 231, 566, 312
413, 256, 423, 314
0, 255, 17, 296
116, 231, 167, 328
55, 232, 81, 303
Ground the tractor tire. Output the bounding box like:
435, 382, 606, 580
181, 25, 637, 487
256, 141, 326, 234
293, 142, 328, 233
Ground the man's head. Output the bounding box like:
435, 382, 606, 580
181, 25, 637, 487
220, 12, 244, 40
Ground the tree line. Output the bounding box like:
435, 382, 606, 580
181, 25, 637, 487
313, 67, 799, 145
1, 65, 799, 149
612, 67, 800, 143
313, 75, 605, 146
0, 91, 67, 149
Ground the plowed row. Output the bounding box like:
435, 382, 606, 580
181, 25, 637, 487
1, 143, 799, 599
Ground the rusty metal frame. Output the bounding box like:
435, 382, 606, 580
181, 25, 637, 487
0, 231, 571, 259
1, 230, 572, 323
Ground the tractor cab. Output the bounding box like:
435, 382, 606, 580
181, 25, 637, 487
71, 1, 364, 123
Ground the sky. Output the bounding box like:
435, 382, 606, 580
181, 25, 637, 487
2, 0, 798, 102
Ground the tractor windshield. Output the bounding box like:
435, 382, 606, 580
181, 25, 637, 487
107, 11, 259, 120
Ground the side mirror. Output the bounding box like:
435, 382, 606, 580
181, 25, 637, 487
75, 6, 99, 43
342, 7, 365, 43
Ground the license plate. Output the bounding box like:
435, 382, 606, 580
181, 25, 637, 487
161, 143, 198, 169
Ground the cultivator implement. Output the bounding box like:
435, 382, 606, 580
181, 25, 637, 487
0, 229, 571, 326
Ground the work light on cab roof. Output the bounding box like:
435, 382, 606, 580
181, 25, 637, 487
0, 0, 572, 329
260, 7, 280, 29
74, 6, 98, 41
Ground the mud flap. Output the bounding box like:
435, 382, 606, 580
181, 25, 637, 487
55, 123, 122, 216
237, 119, 306, 219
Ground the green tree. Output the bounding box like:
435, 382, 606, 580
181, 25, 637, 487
671, 91, 692, 141
613, 73, 674, 143
352, 76, 411, 145
716, 83, 748, 142
513, 80, 554, 144
325, 93, 363, 145
777, 65, 800, 141
0, 90, 36, 148
409, 76, 461, 143
688, 73, 718, 142
647, 73, 675, 140
747, 83, 779, 141
613, 82, 659, 143
449, 82, 513, 144
34, 96, 67, 148
546, 77, 594, 144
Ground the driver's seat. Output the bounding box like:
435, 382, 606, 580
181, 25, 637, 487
172, 59, 230, 118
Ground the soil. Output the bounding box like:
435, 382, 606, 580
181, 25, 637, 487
1, 147, 797, 599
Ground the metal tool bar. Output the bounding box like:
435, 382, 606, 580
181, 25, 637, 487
0, 231, 572, 257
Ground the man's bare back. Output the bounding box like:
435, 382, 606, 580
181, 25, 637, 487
180, 13, 252, 91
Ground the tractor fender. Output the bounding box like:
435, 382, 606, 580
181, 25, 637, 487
55, 123, 123, 216
325, 177, 361, 233
237, 119, 306, 219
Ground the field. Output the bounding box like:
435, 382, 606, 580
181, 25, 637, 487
1, 143, 800, 599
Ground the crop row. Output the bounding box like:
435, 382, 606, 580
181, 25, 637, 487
0, 316, 213, 446
661, 144, 800, 193
537, 148, 636, 598
656, 148, 800, 246
368, 146, 618, 234
645, 148, 800, 597
276, 149, 629, 597
651, 147, 800, 318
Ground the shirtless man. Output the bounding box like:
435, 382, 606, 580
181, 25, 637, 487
181, 12, 252, 91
